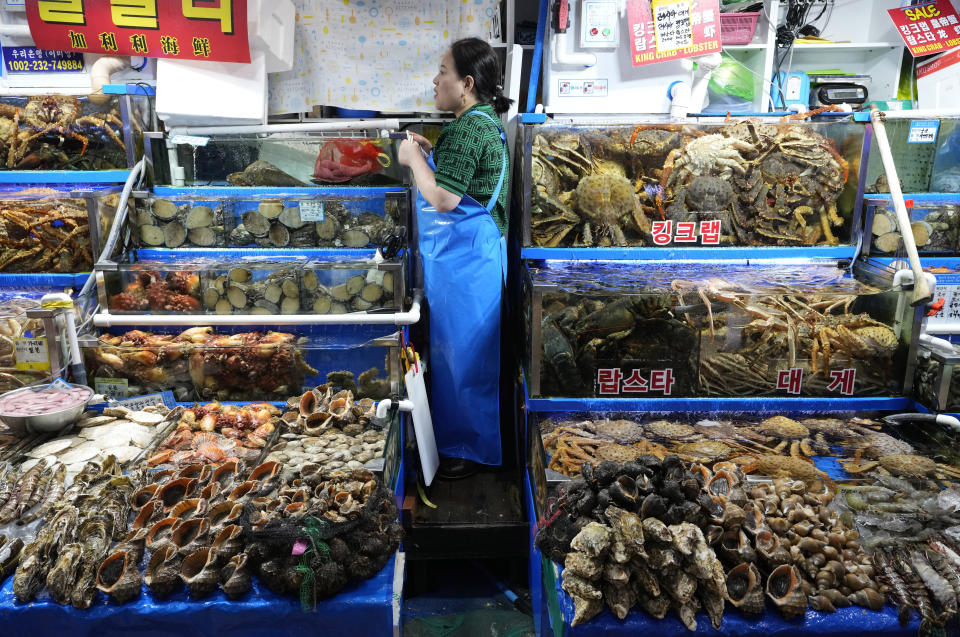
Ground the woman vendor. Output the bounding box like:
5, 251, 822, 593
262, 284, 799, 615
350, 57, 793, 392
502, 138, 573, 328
398, 37, 512, 472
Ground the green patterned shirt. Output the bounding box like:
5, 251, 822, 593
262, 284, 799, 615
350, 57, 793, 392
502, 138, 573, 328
433, 103, 509, 234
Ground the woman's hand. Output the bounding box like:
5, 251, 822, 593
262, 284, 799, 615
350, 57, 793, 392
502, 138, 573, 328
406, 131, 433, 154
398, 138, 425, 167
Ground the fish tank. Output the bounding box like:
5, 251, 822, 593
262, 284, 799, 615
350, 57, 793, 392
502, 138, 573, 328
913, 340, 960, 413
523, 260, 911, 398
96, 253, 404, 316
81, 325, 400, 402
0, 290, 74, 391
930, 118, 960, 192
0, 94, 147, 171
515, 118, 866, 249
0, 184, 124, 272
130, 186, 407, 249
863, 196, 960, 257
169, 133, 405, 187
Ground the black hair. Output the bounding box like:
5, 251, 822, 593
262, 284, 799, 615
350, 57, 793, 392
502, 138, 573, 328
449, 37, 514, 115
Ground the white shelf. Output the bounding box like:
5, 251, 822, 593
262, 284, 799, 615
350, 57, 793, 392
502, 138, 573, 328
792, 41, 904, 50
723, 43, 767, 50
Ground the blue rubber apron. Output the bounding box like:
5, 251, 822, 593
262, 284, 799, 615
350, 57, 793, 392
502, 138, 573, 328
416, 110, 507, 466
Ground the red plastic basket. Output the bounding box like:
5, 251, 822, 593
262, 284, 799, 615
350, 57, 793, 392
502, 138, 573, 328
720, 12, 761, 45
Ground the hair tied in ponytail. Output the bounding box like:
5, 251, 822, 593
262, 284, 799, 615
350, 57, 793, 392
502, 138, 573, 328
450, 37, 516, 115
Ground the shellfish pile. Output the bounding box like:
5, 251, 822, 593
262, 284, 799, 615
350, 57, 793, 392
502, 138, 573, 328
12, 455, 136, 607
87, 327, 319, 402
134, 198, 226, 248
146, 402, 282, 468
265, 383, 387, 478
537, 456, 884, 628
18, 405, 170, 481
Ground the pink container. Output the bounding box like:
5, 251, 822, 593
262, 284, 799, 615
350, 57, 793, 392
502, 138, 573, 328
720, 12, 761, 45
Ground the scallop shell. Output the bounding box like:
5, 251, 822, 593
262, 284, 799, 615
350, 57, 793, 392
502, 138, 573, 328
726, 563, 764, 615
220, 552, 252, 600
145, 544, 182, 599
766, 564, 807, 620
96, 550, 142, 604
181, 547, 219, 599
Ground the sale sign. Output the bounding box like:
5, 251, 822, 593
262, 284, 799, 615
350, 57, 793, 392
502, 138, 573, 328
626, 0, 721, 67
888, 0, 960, 57
25, 0, 250, 63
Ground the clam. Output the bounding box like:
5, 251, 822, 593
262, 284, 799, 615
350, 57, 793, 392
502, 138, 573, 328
181, 547, 219, 599
726, 563, 764, 615
96, 550, 142, 604
766, 564, 808, 619
220, 553, 252, 600
145, 545, 181, 599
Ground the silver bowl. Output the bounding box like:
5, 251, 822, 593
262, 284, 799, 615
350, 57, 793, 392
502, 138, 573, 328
0, 382, 93, 434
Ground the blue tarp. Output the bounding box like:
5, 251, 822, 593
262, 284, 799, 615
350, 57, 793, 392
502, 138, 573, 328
0, 553, 399, 637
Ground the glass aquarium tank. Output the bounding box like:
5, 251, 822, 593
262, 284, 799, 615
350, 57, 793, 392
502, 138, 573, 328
97, 253, 404, 315
172, 133, 404, 187
0, 184, 123, 272
523, 260, 909, 398
130, 186, 407, 249
516, 118, 866, 248
0, 290, 71, 391
913, 340, 960, 412
931, 118, 960, 192
81, 325, 400, 402
864, 196, 960, 256
0, 94, 144, 171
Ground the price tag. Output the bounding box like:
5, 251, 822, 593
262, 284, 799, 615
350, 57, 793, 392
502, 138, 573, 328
95, 377, 128, 400
14, 337, 49, 371
300, 200, 325, 222
117, 390, 177, 410
169, 134, 210, 147
652, 0, 692, 53
908, 120, 940, 143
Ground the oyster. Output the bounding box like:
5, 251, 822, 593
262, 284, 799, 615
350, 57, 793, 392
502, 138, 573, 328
561, 570, 602, 601
570, 522, 612, 558
662, 568, 697, 604
220, 552, 252, 600
766, 564, 807, 619
564, 552, 603, 580
0, 537, 24, 586
675, 596, 701, 631
603, 581, 636, 620
725, 563, 764, 615
96, 550, 142, 604
637, 590, 670, 619
646, 545, 680, 570
45, 542, 84, 605
181, 547, 219, 598
641, 517, 672, 543
670, 522, 701, 556
71, 559, 100, 610
571, 596, 604, 626
145, 544, 181, 599
605, 506, 645, 558
630, 559, 661, 597
698, 586, 725, 630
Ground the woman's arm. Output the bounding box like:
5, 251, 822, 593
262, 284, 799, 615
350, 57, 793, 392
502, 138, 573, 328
398, 139, 462, 213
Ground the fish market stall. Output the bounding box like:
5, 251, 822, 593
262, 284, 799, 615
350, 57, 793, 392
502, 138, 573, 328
525, 409, 960, 637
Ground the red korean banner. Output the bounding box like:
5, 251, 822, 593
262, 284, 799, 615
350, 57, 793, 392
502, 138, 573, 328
888, 0, 960, 57
626, 0, 721, 67
25, 0, 250, 63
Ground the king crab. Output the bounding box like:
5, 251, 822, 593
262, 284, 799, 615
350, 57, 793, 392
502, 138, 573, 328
660, 133, 756, 191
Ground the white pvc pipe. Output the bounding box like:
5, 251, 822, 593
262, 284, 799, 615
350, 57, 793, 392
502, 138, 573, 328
88, 56, 128, 105
872, 109, 960, 119
925, 320, 960, 334
919, 332, 957, 356
0, 25, 32, 38
938, 414, 960, 432
375, 398, 415, 419
552, 31, 596, 67
93, 296, 421, 328
168, 119, 401, 138
41, 292, 85, 384
871, 105, 933, 306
